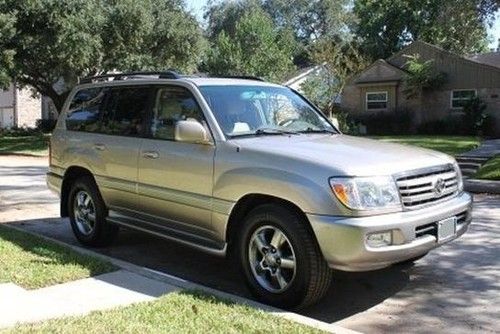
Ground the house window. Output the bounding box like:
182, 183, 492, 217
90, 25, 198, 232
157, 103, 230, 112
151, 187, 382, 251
451, 90, 476, 109
366, 92, 388, 110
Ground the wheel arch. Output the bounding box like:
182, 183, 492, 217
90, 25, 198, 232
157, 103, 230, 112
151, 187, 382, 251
60, 166, 97, 217
225, 193, 316, 251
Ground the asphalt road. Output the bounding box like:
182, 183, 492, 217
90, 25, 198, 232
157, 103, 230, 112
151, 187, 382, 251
1, 155, 499, 333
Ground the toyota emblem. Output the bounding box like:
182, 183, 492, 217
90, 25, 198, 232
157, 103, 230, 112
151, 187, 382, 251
434, 178, 446, 196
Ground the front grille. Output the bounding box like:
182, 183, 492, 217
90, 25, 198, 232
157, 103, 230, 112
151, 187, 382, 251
415, 210, 467, 239
396, 165, 459, 210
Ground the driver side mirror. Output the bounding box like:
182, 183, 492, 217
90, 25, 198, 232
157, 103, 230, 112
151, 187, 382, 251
175, 120, 211, 144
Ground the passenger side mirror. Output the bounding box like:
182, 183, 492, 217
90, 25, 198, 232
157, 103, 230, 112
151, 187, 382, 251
175, 120, 210, 144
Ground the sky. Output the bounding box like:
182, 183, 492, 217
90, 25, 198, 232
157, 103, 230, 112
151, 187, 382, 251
185, 0, 500, 50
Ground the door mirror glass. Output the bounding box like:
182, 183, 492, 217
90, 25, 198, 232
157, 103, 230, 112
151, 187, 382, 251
175, 120, 210, 144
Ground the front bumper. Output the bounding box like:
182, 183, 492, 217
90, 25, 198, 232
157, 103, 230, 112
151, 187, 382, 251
308, 192, 472, 272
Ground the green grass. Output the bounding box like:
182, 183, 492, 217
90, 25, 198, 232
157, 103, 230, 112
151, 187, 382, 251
0, 134, 49, 156
2, 290, 324, 334
474, 156, 500, 180
0, 225, 115, 289
373, 135, 480, 156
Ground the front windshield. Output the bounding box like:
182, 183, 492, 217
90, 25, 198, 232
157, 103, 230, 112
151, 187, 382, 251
198, 85, 336, 137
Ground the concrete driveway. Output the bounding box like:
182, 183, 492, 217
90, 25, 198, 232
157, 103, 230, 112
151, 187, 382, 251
1, 155, 499, 333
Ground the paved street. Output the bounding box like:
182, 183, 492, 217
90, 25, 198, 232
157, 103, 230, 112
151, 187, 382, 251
1, 155, 499, 333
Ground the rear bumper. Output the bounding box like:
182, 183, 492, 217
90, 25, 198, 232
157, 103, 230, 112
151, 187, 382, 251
46, 172, 63, 196
308, 192, 472, 272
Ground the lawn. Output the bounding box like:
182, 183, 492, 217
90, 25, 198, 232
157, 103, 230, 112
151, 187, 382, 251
373, 135, 480, 156
0, 134, 49, 156
0, 225, 115, 289
3, 291, 324, 334
474, 156, 500, 180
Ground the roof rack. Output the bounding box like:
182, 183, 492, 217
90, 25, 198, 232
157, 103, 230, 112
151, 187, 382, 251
217, 75, 265, 81
79, 70, 182, 84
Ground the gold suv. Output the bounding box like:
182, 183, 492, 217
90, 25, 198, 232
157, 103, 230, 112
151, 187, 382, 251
47, 71, 472, 308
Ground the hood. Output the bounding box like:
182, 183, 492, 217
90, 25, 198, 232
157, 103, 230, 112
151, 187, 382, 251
233, 134, 455, 176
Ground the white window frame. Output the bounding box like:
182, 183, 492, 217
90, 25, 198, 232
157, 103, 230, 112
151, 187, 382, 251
366, 91, 388, 111
450, 89, 477, 110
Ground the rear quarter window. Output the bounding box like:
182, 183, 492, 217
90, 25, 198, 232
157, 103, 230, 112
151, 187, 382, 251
66, 87, 107, 132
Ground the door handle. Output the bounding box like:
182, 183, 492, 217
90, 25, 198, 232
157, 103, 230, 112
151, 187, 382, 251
93, 143, 106, 151
142, 151, 159, 159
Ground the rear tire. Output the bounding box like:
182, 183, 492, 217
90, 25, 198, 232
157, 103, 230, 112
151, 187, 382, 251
68, 176, 118, 247
237, 204, 332, 309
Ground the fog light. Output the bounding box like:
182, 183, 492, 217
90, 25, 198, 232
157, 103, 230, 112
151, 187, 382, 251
367, 231, 392, 247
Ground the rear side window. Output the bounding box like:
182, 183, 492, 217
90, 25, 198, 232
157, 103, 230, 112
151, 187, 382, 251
66, 87, 107, 132
101, 86, 152, 137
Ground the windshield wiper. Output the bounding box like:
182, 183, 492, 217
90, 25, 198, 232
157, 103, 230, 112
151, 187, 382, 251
230, 127, 299, 138
254, 127, 299, 136
298, 128, 337, 134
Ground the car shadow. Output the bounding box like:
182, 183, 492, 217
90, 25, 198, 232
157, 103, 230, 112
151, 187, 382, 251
6, 217, 412, 323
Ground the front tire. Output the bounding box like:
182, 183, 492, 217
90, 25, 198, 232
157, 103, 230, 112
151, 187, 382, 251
237, 204, 332, 309
68, 176, 118, 247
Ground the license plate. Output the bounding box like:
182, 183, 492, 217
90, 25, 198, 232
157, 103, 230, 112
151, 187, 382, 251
438, 217, 457, 242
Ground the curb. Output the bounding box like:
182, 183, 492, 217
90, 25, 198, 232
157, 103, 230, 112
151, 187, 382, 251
4, 223, 361, 334
464, 179, 500, 194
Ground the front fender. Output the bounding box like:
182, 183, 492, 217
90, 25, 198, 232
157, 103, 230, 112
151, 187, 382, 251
213, 167, 336, 215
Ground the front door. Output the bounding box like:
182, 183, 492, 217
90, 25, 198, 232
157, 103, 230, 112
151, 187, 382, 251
137, 85, 216, 240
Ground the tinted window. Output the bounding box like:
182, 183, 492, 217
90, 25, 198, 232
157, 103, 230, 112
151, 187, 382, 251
101, 87, 151, 137
151, 86, 206, 140
66, 87, 107, 132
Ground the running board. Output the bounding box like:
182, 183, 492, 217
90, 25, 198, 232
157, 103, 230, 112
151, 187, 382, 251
106, 216, 227, 257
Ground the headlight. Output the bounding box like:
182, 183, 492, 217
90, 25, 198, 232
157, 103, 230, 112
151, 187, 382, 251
329, 176, 401, 211
453, 162, 464, 192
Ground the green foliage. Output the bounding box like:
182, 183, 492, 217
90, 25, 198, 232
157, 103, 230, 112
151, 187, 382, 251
204, 8, 295, 82
463, 97, 488, 135
474, 156, 500, 180
353, 109, 415, 135
0, 10, 15, 88
301, 39, 368, 116
0, 225, 115, 288
354, 0, 498, 60
0, 0, 205, 112
402, 54, 446, 99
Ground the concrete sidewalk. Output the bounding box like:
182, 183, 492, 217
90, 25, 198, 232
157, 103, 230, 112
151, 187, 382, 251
0, 270, 179, 329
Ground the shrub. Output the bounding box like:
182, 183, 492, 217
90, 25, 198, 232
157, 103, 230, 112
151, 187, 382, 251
36, 119, 57, 133
417, 115, 468, 135
0, 126, 41, 137
462, 97, 487, 135
352, 109, 415, 135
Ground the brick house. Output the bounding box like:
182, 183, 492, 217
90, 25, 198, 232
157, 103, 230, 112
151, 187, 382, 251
0, 83, 53, 129
341, 41, 500, 136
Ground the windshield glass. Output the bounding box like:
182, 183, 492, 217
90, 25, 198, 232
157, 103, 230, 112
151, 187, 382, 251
198, 85, 336, 137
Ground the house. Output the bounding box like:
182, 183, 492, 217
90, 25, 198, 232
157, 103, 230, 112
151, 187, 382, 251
283, 64, 327, 91
341, 41, 500, 135
0, 83, 52, 129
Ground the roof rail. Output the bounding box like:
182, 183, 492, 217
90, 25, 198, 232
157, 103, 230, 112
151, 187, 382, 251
79, 70, 182, 84
216, 75, 265, 81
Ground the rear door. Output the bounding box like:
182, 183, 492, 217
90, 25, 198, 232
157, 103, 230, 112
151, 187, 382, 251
137, 85, 216, 240
90, 85, 153, 213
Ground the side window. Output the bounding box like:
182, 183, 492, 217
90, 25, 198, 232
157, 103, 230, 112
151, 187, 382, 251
66, 87, 107, 132
151, 86, 206, 140
101, 86, 151, 137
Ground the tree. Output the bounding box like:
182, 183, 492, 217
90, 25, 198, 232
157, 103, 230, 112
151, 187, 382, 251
204, 7, 295, 82
0, 10, 15, 89
301, 39, 368, 116
354, 0, 499, 60
402, 54, 447, 100
0, 0, 205, 113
